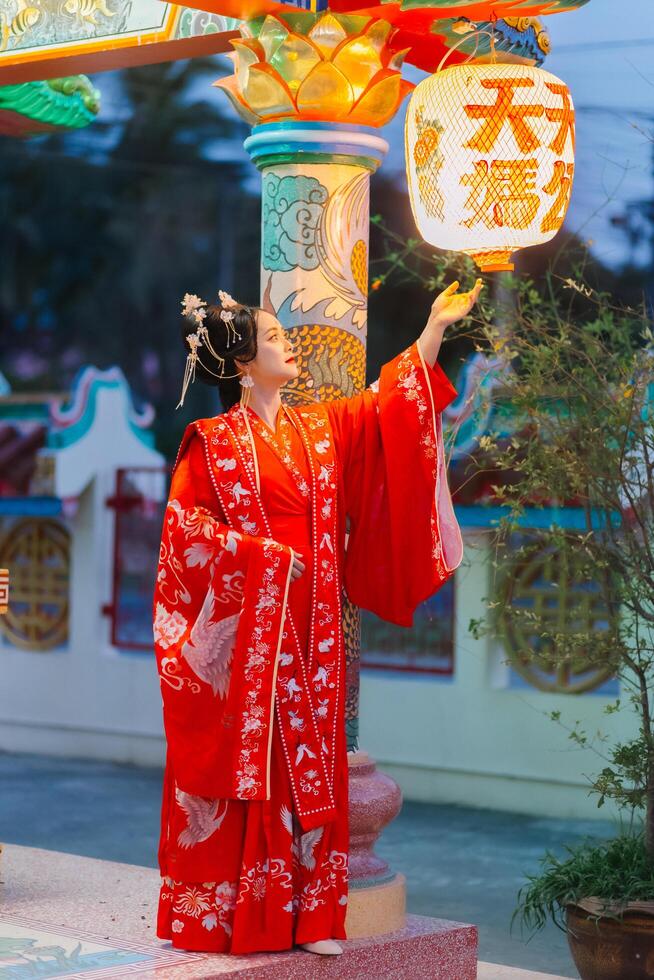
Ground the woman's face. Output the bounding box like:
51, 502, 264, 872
245, 310, 299, 387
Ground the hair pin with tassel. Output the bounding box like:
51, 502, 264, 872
177, 290, 246, 407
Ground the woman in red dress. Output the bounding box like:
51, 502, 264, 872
154, 281, 482, 956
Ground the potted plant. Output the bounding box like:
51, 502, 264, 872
513, 832, 654, 980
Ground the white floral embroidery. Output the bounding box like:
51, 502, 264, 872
314, 697, 329, 719
173, 887, 212, 918
156, 499, 241, 613
154, 604, 188, 649
236, 774, 257, 795
242, 711, 264, 736
298, 849, 348, 912
181, 509, 216, 539
214, 882, 237, 913
236, 859, 293, 904
184, 542, 214, 568
397, 349, 436, 462
289, 710, 305, 731
225, 530, 241, 555
164, 879, 237, 937
299, 769, 322, 798
220, 405, 340, 817
397, 348, 443, 563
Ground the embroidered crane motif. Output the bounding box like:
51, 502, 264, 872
295, 743, 317, 765
181, 592, 240, 697
280, 804, 324, 871
231, 481, 250, 504
176, 789, 229, 849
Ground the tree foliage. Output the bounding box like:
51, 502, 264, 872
372, 230, 654, 916
0, 60, 259, 459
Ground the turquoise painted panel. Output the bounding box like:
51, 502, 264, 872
0, 498, 62, 516
262, 173, 329, 272
455, 504, 621, 530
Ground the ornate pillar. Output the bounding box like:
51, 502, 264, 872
219, 9, 411, 935
245, 119, 386, 753
217, 6, 413, 747
244, 119, 405, 936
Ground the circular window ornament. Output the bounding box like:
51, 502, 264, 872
496, 534, 619, 694
0, 519, 70, 651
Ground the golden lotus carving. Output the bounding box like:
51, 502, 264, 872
214, 12, 414, 128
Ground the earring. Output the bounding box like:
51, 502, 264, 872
239, 370, 254, 409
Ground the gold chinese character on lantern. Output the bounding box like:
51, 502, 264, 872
405, 63, 576, 272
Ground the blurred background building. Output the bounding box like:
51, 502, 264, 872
0, 0, 649, 822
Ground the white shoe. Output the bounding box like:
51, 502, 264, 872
299, 939, 343, 955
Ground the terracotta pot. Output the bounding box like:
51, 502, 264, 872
566, 898, 654, 980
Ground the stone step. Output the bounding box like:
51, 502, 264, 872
0, 844, 574, 979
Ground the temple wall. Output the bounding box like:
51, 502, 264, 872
360, 530, 634, 822
0, 527, 633, 820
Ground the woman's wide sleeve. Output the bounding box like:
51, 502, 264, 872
326, 340, 463, 628
153, 425, 293, 799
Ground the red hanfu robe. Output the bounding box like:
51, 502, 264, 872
154, 340, 462, 953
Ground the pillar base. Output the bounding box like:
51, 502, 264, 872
348, 749, 403, 884
345, 871, 407, 938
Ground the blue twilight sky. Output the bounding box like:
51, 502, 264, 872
547, 0, 654, 269
379, 0, 654, 272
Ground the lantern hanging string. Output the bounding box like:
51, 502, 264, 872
436, 27, 516, 76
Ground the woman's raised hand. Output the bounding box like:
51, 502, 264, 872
290, 552, 306, 581
429, 278, 484, 331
